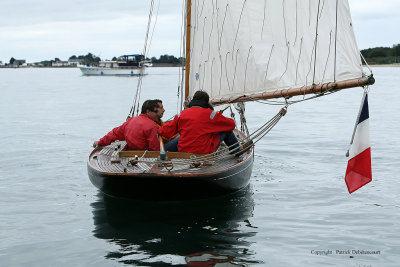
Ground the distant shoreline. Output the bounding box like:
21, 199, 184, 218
1, 63, 399, 69
0, 63, 183, 68
367, 64, 400, 67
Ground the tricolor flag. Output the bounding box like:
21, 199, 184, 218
345, 92, 372, 194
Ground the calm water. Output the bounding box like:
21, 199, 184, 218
0, 67, 399, 266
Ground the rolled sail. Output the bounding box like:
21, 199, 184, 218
187, 0, 364, 103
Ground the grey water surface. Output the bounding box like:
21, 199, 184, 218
0, 67, 399, 266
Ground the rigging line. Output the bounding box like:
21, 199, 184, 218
245, 87, 337, 106
295, 38, 303, 84
178, 0, 186, 114
199, 0, 206, 19
334, 0, 338, 82
200, 17, 207, 56
213, 1, 222, 96
218, 4, 228, 50
207, 0, 215, 62
279, 44, 290, 82
211, 57, 216, 95
305, 38, 317, 87
232, 49, 240, 92
248, 116, 280, 142
283, 0, 287, 45
244, 46, 253, 92
312, 0, 322, 85
360, 52, 373, 75
146, 0, 160, 58
261, 0, 267, 40
137, 0, 159, 113
189, 0, 199, 63
293, 0, 298, 46
263, 44, 275, 84
251, 117, 282, 143
321, 31, 333, 82
247, 96, 288, 106
240, 109, 283, 140
131, 0, 156, 117
224, 52, 232, 91
229, 105, 238, 126
231, 0, 247, 53
285, 90, 337, 105
219, 55, 223, 96
319, 0, 326, 19
201, 62, 206, 90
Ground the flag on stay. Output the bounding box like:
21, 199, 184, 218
345, 92, 372, 194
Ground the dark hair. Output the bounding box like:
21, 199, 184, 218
141, 100, 159, 114
154, 99, 162, 104
192, 91, 209, 103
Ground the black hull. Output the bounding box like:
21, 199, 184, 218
88, 153, 253, 200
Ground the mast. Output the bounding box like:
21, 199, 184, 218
184, 0, 192, 101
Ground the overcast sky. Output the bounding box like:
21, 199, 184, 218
0, 0, 399, 63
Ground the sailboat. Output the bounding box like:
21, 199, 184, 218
87, 0, 374, 200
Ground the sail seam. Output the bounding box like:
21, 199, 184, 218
322, 31, 333, 83
231, 0, 247, 54
334, 0, 339, 82
295, 38, 303, 84
261, 0, 267, 40
263, 45, 275, 84
312, 0, 322, 85
244, 46, 254, 92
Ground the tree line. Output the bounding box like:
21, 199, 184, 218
361, 44, 400, 64
5, 46, 400, 66
3, 53, 184, 66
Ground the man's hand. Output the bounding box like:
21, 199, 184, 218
93, 141, 99, 147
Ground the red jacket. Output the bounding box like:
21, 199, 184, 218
159, 107, 235, 154
97, 114, 160, 151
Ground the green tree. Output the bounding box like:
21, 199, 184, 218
77, 53, 102, 65
9, 57, 15, 64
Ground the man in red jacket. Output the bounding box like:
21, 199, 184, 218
93, 100, 162, 150
159, 91, 240, 154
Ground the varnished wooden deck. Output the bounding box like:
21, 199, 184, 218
88, 140, 253, 176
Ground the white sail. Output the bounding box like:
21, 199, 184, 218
187, 0, 363, 101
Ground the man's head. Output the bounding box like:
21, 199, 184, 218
153, 99, 165, 120
192, 90, 210, 103
141, 100, 160, 120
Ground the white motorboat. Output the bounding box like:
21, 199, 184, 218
79, 54, 148, 76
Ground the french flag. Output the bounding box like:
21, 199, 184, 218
345, 92, 372, 194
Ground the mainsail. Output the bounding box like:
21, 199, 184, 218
186, 0, 370, 104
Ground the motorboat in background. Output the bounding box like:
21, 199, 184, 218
79, 54, 149, 76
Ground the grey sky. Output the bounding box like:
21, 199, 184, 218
0, 0, 398, 63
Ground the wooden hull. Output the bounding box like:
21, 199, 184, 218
87, 141, 254, 200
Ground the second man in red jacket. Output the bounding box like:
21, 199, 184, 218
160, 91, 240, 154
